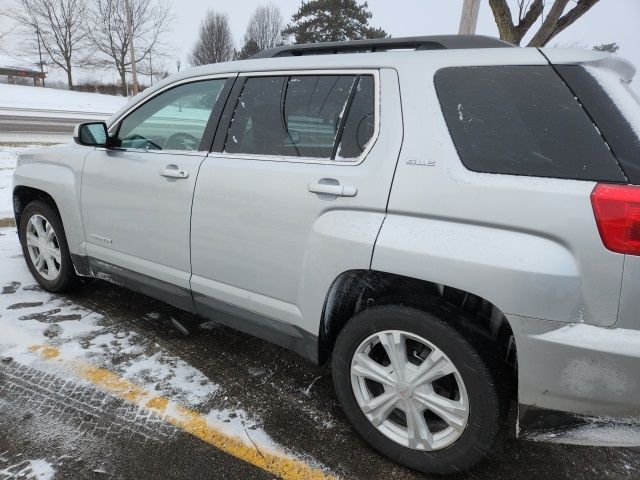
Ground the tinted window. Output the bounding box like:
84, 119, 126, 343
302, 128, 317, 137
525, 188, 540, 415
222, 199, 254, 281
556, 65, 640, 185
224, 74, 375, 160
435, 66, 627, 182
335, 75, 376, 160
117, 79, 225, 151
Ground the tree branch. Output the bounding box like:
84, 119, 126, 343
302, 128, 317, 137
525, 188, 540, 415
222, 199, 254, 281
529, 0, 600, 46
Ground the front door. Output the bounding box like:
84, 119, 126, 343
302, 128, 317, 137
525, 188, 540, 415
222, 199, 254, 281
81, 77, 231, 307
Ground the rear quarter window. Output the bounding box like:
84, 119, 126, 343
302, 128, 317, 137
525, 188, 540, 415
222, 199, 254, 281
434, 65, 627, 183
556, 65, 640, 185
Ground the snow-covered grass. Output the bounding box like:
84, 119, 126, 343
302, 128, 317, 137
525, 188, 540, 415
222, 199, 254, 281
0, 83, 127, 116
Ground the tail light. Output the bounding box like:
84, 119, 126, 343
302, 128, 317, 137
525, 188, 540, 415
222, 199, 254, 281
591, 183, 640, 255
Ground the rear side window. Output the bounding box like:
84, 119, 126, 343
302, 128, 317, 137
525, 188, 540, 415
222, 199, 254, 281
224, 74, 376, 161
434, 66, 627, 182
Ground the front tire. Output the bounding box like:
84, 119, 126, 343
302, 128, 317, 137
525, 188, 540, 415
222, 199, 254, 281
332, 304, 503, 474
18, 200, 79, 293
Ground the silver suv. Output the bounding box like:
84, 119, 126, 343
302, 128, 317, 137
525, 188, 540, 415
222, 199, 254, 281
12, 35, 640, 474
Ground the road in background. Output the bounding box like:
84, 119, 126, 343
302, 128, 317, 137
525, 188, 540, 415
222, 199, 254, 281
0, 107, 111, 144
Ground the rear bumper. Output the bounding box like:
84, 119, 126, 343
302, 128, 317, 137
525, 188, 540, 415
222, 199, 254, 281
509, 316, 640, 446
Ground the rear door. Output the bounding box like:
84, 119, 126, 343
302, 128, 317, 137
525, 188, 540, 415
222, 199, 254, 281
81, 76, 232, 308
190, 69, 403, 334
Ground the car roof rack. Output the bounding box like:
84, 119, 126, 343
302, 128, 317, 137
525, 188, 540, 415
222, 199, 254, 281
250, 35, 514, 59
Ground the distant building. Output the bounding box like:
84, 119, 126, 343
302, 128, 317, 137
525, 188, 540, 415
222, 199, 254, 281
0, 66, 46, 86
0, 57, 46, 87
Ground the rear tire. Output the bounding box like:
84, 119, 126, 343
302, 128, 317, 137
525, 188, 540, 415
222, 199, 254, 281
18, 200, 79, 293
332, 304, 503, 474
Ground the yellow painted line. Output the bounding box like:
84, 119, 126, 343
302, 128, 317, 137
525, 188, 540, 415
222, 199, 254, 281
29, 345, 336, 480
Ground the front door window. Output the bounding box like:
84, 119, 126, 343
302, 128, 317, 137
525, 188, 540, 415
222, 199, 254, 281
117, 79, 226, 151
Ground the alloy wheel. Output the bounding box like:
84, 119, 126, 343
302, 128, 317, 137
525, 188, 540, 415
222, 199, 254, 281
350, 330, 469, 451
25, 214, 62, 281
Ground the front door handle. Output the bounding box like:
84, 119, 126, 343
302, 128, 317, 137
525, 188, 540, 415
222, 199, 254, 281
308, 183, 357, 197
159, 165, 189, 179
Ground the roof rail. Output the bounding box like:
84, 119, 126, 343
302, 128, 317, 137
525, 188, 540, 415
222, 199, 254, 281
250, 35, 514, 59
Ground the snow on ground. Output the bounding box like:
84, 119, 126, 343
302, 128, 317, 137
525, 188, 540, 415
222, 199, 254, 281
0, 223, 289, 460
0, 146, 18, 220
0, 457, 55, 480
0, 83, 127, 116
0, 226, 219, 405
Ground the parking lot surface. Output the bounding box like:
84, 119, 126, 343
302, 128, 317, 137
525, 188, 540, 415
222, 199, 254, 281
1, 225, 639, 480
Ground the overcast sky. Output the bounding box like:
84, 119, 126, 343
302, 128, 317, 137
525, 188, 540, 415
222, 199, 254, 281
1, 0, 639, 88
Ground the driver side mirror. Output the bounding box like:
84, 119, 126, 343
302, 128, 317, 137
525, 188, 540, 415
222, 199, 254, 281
74, 122, 111, 147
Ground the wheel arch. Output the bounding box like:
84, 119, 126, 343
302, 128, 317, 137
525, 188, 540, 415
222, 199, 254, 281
13, 159, 86, 258
13, 186, 61, 228
318, 269, 517, 396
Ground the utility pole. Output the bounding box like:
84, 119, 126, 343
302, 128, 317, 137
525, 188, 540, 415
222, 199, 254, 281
36, 28, 45, 87
459, 0, 481, 35
149, 48, 152, 86
124, 0, 138, 95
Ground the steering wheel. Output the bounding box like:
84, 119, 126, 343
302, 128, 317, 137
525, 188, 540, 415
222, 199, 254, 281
163, 132, 200, 151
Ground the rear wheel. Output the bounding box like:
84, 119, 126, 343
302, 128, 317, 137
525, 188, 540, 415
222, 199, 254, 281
18, 201, 79, 293
332, 304, 503, 474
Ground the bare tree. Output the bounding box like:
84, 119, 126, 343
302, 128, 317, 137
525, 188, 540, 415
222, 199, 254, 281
87, 0, 172, 95
244, 4, 283, 52
11, 0, 88, 88
489, 0, 600, 47
189, 11, 234, 66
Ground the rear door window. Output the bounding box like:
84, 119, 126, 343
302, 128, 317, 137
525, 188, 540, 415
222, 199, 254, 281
434, 66, 627, 183
224, 74, 376, 161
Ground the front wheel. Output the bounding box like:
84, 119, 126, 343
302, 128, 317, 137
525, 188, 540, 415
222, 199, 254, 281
18, 200, 79, 293
332, 304, 504, 474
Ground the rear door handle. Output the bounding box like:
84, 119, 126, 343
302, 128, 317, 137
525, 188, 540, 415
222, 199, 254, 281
159, 165, 189, 179
308, 183, 357, 197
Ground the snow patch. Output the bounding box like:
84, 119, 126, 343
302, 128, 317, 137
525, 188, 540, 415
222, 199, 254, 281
585, 65, 640, 141
0, 458, 55, 480
525, 417, 640, 447
535, 323, 640, 357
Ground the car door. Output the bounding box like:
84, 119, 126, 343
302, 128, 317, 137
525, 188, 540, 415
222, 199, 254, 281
81, 76, 233, 309
190, 69, 403, 338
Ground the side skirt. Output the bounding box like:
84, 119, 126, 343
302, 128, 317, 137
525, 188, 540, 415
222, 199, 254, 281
71, 254, 319, 364
192, 292, 319, 364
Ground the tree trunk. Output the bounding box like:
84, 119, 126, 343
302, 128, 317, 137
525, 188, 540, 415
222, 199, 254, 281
488, 0, 517, 44
119, 68, 127, 96
66, 62, 73, 90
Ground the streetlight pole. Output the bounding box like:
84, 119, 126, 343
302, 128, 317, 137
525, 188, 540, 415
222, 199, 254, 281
459, 0, 481, 35
36, 28, 45, 87
124, 0, 138, 95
